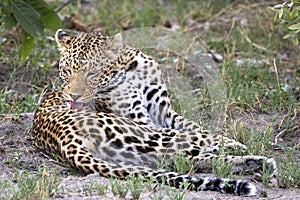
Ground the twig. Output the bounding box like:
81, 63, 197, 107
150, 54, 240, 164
291, 108, 298, 121
274, 124, 299, 145
55, 0, 73, 13
193, 36, 223, 62
15, 81, 43, 90
238, 26, 268, 52
274, 129, 286, 145
184, 1, 239, 33
278, 113, 289, 129
40, 152, 70, 168
19, 135, 31, 156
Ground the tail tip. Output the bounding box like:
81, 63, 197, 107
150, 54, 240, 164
241, 181, 256, 196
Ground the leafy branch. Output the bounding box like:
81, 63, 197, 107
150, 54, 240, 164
0, 0, 62, 62
271, 0, 300, 45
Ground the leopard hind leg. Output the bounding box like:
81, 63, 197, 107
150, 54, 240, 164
62, 144, 256, 196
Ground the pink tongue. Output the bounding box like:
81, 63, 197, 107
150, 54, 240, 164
69, 101, 83, 110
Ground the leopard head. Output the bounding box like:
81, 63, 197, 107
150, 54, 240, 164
55, 29, 127, 108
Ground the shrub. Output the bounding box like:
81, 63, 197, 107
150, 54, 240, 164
0, 0, 61, 62
271, 0, 300, 45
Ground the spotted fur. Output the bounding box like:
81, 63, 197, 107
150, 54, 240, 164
32, 91, 277, 196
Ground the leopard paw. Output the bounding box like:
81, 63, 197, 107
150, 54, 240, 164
232, 156, 276, 180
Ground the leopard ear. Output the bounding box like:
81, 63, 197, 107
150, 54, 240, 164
55, 29, 73, 51
110, 33, 123, 48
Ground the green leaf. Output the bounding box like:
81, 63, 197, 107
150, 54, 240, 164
0, 1, 12, 15
279, 8, 284, 19
41, 10, 61, 30
283, 7, 291, 17
18, 31, 35, 62
293, 37, 298, 45
0, 14, 17, 32
28, 0, 51, 15
288, 23, 300, 30
274, 12, 279, 23
283, 33, 293, 39
272, 4, 283, 10
27, 0, 61, 29
9, 0, 44, 37
290, 9, 298, 19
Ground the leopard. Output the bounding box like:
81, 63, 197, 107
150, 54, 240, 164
32, 90, 276, 196
55, 29, 206, 132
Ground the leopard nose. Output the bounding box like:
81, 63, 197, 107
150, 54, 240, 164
70, 94, 82, 101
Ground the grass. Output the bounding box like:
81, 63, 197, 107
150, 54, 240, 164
109, 175, 149, 199
82, 181, 109, 196
0, 165, 59, 200
95, 182, 109, 195
157, 153, 196, 175
0, 0, 300, 198
110, 177, 129, 198
126, 175, 147, 200
211, 139, 235, 179
0, 89, 39, 115
150, 175, 190, 200
164, 181, 190, 200
277, 150, 300, 188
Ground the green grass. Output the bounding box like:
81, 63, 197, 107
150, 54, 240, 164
158, 153, 196, 174
164, 181, 190, 200
95, 182, 109, 195
109, 175, 150, 199
277, 150, 300, 188
126, 175, 148, 200
0, 166, 60, 200
0, 89, 39, 114
109, 177, 129, 198
83, 182, 109, 196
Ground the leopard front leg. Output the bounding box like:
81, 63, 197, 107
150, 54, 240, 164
159, 128, 249, 153
191, 153, 276, 178
156, 130, 276, 179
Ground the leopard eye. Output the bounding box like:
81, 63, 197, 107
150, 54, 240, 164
60, 69, 72, 82
63, 69, 72, 76
86, 72, 97, 77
